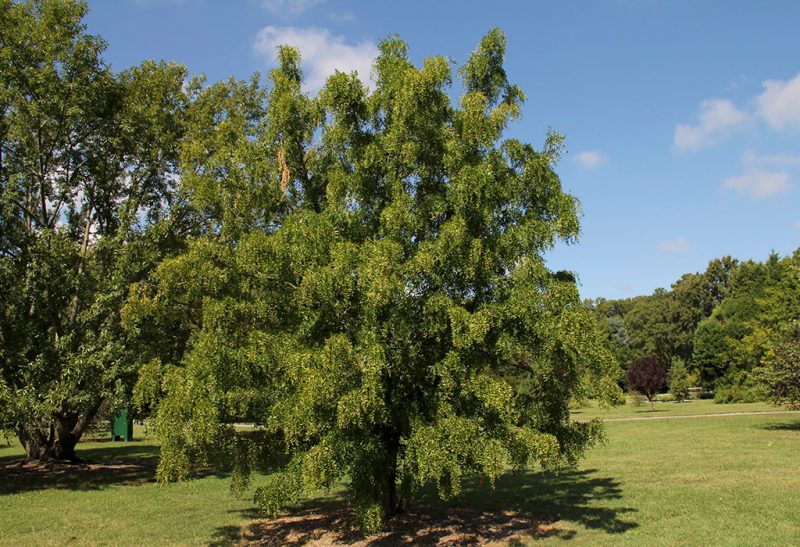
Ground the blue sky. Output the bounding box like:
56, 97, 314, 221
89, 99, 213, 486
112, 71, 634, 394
85, 0, 800, 300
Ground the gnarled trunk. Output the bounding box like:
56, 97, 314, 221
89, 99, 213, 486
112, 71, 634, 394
16, 400, 102, 463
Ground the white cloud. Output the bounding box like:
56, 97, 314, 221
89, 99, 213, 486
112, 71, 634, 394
574, 150, 606, 170
261, 0, 322, 15
328, 12, 356, 23
658, 238, 690, 253
722, 170, 791, 199
757, 73, 800, 130
742, 150, 800, 167
253, 26, 378, 92
674, 99, 750, 152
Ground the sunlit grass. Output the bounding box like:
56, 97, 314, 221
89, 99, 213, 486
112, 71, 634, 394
2, 409, 799, 545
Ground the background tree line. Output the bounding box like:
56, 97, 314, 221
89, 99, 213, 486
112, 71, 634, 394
587, 250, 800, 405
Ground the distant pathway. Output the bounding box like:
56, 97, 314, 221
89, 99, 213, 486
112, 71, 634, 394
598, 410, 800, 422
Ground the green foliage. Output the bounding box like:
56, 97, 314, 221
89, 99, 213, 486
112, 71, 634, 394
668, 357, 690, 402
755, 322, 800, 409
0, 0, 189, 460
590, 249, 800, 403
128, 30, 620, 531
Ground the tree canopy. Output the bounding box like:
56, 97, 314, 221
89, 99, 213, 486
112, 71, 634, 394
125, 30, 620, 531
0, 0, 189, 460
589, 250, 800, 404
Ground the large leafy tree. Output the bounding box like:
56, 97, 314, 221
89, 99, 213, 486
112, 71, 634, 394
0, 0, 188, 461
757, 321, 800, 410
127, 31, 619, 530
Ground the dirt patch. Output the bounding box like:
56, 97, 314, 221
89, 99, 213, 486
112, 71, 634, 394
245, 503, 573, 546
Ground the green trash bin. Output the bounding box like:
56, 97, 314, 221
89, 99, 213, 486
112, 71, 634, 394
111, 408, 134, 441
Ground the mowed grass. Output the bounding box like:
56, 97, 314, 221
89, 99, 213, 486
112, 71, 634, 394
1, 405, 799, 545
0, 427, 257, 546
571, 398, 782, 420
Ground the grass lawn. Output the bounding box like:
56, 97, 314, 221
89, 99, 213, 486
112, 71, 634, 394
1, 404, 799, 545
571, 398, 783, 420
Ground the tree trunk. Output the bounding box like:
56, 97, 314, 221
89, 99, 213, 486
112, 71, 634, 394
16, 400, 102, 463
380, 437, 404, 518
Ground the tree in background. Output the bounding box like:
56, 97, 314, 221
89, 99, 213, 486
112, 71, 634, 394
126, 30, 620, 531
0, 0, 189, 461
627, 355, 667, 409
668, 357, 690, 402
692, 256, 791, 400
623, 289, 678, 367
757, 322, 800, 410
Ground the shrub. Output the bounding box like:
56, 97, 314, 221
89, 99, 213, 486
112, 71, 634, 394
669, 357, 691, 402
627, 355, 667, 409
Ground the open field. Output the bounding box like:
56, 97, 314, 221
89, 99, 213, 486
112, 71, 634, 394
2, 404, 799, 545
571, 398, 785, 420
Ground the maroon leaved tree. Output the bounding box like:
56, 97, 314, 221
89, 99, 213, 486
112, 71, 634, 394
627, 355, 668, 409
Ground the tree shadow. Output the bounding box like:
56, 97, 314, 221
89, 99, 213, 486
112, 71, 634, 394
0, 442, 229, 496
208, 525, 243, 546
238, 469, 636, 545
760, 421, 800, 431
0, 443, 161, 496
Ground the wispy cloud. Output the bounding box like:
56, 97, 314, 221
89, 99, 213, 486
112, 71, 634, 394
252, 26, 378, 92
658, 238, 689, 253
328, 12, 356, 23
673, 99, 750, 152
675, 72, 800, 154
574, 150, 606, 170
743, 150, 800, 167
261, 0, 322, 16
757, 72, 800, 131
722, 170, 791, 199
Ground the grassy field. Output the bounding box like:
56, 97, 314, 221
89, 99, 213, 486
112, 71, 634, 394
571, 398, 782, 420
1, 402, 799, 545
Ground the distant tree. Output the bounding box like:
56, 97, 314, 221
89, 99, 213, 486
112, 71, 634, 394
624, 290, 678, 366
692, 314, 734, 388
692, 256, 791, 396
757, 322, 800, 410
627, 355, 667, 409
668, 357, 690, 402
587, 297, 636, 382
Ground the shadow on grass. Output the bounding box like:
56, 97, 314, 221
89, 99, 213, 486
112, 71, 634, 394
760, 421, 800, 431
0, 443, 161, 496
0, 442, 230, 496
238, 469, 636, 545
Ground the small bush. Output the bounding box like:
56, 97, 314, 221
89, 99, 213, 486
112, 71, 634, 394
629, 392, 646, 407
713, 373, 764, 403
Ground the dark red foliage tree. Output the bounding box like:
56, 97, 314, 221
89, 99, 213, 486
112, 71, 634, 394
627, 355, 668, 409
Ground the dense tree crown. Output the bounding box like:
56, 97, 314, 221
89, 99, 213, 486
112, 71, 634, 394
627, 355, 667, 408
0, 0, 189, 460
125, 31, 620, 529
